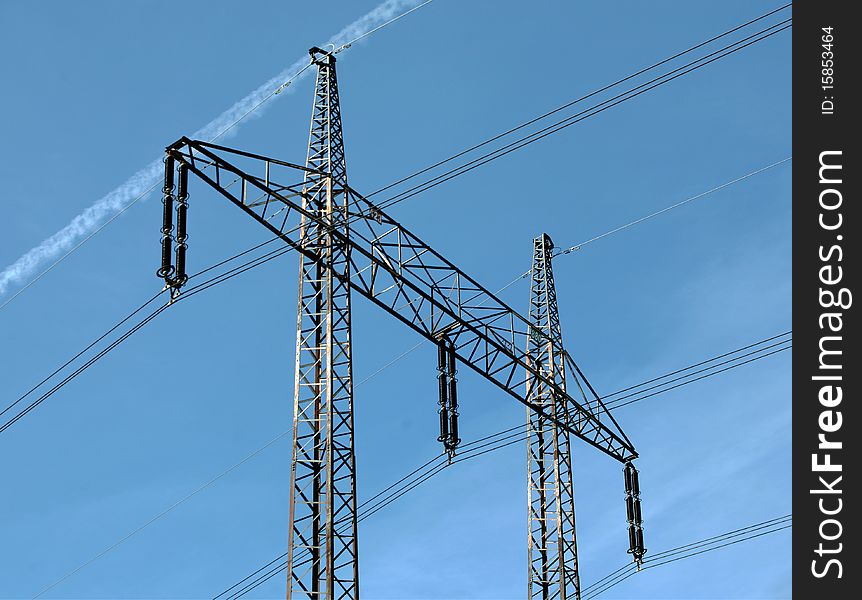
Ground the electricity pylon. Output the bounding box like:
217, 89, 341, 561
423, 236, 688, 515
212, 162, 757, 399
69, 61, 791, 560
287, 48, 358, 599
526, 234, 580, 600
158, 47, 643, 600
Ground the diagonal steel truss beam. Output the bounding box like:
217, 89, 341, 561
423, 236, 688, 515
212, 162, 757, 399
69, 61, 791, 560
161, 138, 637, 463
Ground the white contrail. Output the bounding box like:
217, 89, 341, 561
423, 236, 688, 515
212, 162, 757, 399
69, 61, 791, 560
0, 0, 428, 298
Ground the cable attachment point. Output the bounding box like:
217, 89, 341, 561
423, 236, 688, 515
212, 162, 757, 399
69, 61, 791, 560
367, 204, 384, 224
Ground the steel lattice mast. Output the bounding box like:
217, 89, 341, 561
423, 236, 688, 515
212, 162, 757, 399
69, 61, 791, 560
286, 47, 358, 600
158, 48, 645, 600
526, 234, 580, 600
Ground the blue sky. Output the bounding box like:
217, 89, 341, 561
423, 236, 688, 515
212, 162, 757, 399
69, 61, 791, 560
0, 1, 791, 598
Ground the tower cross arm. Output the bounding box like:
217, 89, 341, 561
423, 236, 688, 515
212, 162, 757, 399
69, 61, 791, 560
163, 138, 637, 463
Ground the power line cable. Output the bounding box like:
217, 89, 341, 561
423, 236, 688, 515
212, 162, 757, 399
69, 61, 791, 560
582, 515, 792, 599
366, 3, 791, 199
186, 14, 793, 305
12, 146, 786, 436
1, 237, 302, 435
579, 562, 633, 596
583, 521, 793, 599
644, 523, 792, 570
334, 155, 794, 380
8, 3, 790, 316
217, 429, 532, 599
11, 8, 788, 388
14, 4, 793, 592
0, 300, 172, 435
0, 290, 166, 421
494, 156, 792, 297
218, 331, 791, 596
555, 157, 792, 257
603, 335, 791, 407
22, 17, 788, 592
601, 331, 790, 401
333, 0, 435, 54
0, 198, 151, 312
374, 20, 791, 211
31, 428, 294, 599
606, 344, 791, 411
646, 515, 792, 563
0, 0, 434, 312
13, 295, 790, 596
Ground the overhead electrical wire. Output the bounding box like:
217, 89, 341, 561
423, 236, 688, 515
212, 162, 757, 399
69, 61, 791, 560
0, 291, 165, 423
11, 231, 791, 590
365, 2, 791, 199
0, 239, 300, 435
5, 6, 795, 431
214, 332, 791, 597
600, 331, 790, 402
0, 299, 171, 435
226, 492, 792, 599
23, 321, 789, 596
495, 157, 792, 291
182, 6, 793, 299
602, 333, 791, 411
372, 19, 791, 211
553, 158, 792, 258
181, 17, 795, 390
1, 2, 788, 314
0, 0, 435, 313
214, 426, 534, 599
645, 521, 793, 569
2, 147, 792, 435
16, 5, 792, 594
178, 149, 793, 402
605, 345, 791, 410
582, 518, 793, 598
581, 515, 792, 599
18, 295, 789, 592
30, 428, 294, 600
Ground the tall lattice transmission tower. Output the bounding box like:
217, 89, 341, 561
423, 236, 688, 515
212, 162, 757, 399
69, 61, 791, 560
286, 47, 358, 600
158, 46, 644, 600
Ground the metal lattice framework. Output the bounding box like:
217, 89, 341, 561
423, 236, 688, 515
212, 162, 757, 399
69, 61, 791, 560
158, 47, 640, 600
161, 135, 637, 463
286, 49, 358, 600
526, 234, 580, 600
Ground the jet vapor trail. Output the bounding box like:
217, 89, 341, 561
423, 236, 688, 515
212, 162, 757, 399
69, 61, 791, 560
0, 0, 429, 299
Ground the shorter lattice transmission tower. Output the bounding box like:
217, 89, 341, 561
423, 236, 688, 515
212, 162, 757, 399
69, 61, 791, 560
526, 234, 646, 600
526, 234, 581, 600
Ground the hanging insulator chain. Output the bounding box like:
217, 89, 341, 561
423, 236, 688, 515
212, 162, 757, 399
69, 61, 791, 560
157, 155, 175, 280
446, 341, 460, 453
174, 162, 189, 288
435, 336, 461, 457
624, 461, 646, 567
157, 153, 190, 297
437, 342, 450, 446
